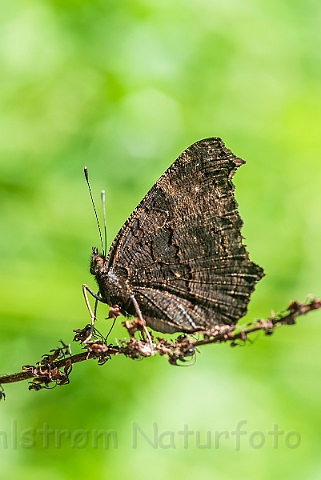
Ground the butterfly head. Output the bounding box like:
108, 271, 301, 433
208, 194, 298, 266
90, 246, 106, 276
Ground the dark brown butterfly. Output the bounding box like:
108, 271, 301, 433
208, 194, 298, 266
84, 138, 264, 334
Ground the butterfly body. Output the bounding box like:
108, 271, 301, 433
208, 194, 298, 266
90, 138, 264, 334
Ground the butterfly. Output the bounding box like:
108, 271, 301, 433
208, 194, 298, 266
84, 138, 264, 334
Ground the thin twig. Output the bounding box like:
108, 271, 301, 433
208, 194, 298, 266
0, 297, 320, 391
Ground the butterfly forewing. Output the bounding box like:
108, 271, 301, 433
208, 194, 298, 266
102, 138, 264, 333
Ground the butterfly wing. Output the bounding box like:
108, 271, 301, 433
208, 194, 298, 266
106, 138, 264, 333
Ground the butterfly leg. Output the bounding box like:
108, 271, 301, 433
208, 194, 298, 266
82, 284, 103, 343
130, 295, 153, 351
82, 284, 100, 324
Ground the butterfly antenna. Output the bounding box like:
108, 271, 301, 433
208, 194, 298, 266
84, 166, 105, 257
101, 189, 108, 257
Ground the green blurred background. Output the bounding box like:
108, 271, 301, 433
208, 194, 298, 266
1, 0, 321, 478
